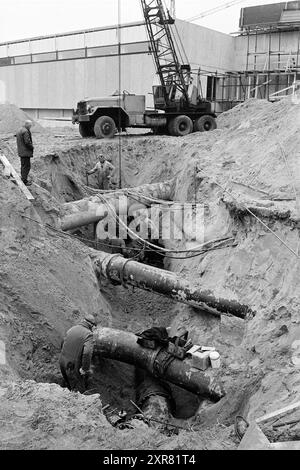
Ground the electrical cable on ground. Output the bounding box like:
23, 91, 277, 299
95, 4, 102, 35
125, 189, 174, 205
130, 399, 190, 432
95, 191, 234, 255
17, 211, 235, 260
197, 169, 300, 259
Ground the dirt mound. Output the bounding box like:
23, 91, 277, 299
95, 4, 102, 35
217, 98, 274, 130
0, 379, 234, 450
0, 103, 45, 136
0, 380, 148, 450
0, 174, 110, 385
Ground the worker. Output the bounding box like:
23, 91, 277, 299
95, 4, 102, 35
16, 120, 34, 186
59, 313, 100, 393
87, 154, 115, 190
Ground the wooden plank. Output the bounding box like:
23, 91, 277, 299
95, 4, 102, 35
238, 422, 271, 450
256, 401, 300, 425
270, 441, 300, 450
231, 180, 270, 195
0, 153, 34, 201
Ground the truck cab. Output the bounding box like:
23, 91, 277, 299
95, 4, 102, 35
72, 92, 147, 138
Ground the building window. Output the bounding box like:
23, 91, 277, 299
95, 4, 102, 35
87, 45, 119, 57
0, 40, 151, 67
32, 52, 57, 62
121, 41, 150, 54
57, 48, 86, 59
0, 57, 13, 66
13, 55, 30, 65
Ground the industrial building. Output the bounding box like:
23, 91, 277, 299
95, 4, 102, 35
1, 1, 300, 118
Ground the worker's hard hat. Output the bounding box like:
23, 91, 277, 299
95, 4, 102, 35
84, 313, 99, 326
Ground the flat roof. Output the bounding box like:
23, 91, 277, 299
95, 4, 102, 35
0, 21, 145, 47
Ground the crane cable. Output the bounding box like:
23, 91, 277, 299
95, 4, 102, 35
186, 0, 246, 23
117, 0, 122, 189
161, 0, 188, 66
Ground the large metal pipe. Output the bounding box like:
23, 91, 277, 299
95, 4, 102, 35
61, 211, 108, 231
94, 327, 225, 401
93, 251, 254, 319
60, 180, 175, 231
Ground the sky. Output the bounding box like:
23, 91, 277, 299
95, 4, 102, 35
0, 0, 287, 43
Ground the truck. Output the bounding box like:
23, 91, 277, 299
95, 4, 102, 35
72, 0, 217, 138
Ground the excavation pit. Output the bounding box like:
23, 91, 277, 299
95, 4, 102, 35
1, 98, 300, 449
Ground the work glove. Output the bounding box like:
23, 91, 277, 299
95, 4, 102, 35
79, 367, 93, 376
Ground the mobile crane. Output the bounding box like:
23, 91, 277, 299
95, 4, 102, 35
72, 0, 217, 138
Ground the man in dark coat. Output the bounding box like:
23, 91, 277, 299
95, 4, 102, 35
16, 120, 34, 186
59, 313, 99, 393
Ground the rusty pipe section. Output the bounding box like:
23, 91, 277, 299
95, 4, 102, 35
93, 251, 253, 319
61, 211, 108, 231
94, 327, 225, 402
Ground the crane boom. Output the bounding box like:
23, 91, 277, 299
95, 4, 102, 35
170, 0, 176, 18
140, 0, 190, 108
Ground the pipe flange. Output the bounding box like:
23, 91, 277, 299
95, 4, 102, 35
95, 254, 121, 286
120, 258, 135, 288
152, 347, 176, 377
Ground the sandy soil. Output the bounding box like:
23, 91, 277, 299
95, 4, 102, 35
0, 98, 300, 449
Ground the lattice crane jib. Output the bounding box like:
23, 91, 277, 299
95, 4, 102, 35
140, 0, 191, 107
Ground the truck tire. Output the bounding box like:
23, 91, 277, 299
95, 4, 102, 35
94, 116, 116, 139
79, 123, 94, 138
194, 115, 217, 132
168, 115, 193, 137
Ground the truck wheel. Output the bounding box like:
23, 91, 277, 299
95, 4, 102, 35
168, 115, 193, 136
194, 115, 217, 132
79, 123, 94, 138
94, 116, 116, 139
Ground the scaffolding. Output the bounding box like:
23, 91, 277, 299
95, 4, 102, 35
213, 25, 300, 112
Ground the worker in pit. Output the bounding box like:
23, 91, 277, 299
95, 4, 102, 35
59, 313, 100, 393
16, 120, 34, 186
87, 154, 115, 190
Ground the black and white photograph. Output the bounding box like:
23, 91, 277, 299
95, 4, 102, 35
0, 0, 300, 455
